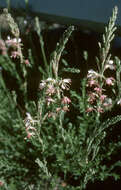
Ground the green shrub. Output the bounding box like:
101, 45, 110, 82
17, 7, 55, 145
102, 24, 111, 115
0, 6, 121, 190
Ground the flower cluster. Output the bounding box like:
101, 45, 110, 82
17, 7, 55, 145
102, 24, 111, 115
0, 36, 23, 59
86, 60, 116, 113
5, 36, 22, 59
5, 36, 21, 48
39, 78, 71, 91
39, 77, 71, 116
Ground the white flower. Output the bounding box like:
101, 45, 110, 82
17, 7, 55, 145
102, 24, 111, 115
26, 112, 33, 120
88, 69, 96, 74
6, 37, 22, 47
105, 60, 116, 70
60, 78, 71, 90
46, 78, 53, 81
87, 70, 98, 78
108, 60, 113, 65
117, 99, 121, 105
7, 36, 10, 40
46, 78, 56, 83
7, 36, 21, 43
39, 81, 46, 89
63, 79, 71, 83
13, 38, 21, 43
105, 60, 115, 70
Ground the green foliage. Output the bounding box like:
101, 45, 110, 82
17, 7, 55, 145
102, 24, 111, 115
0, 6, 121, 190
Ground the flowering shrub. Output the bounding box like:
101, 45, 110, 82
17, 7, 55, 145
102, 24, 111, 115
0, 6, 121, 190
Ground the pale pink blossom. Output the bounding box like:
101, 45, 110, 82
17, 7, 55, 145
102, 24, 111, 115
11, 51, 20, 58
46, 97, 55, 105
56, 107, 61, 112
24, 59, 30, 65
87, 79, 98, 87
88, 92, 96, 104
61, 96, 71, 104
105, 77, 115, 86
100, 95, 107, 102
0, 181, 4, 186
86, 107, 94, 113
46, 84, 55, 95
26, 132, 35, 139
97, 107, 104, 113
94, 87, 102, 94
63, 106, 69, 112
39, 78, 56, 90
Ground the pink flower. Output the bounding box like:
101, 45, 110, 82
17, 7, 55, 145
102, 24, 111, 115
46, 97, 55, 105
26, 132, 35, 139
24, 132, 35, 140
86, 107, 94, 113
0, 181, 4, 186
56, 107, 61, 112
63, 106, 69, 112
97, 107, 104, 113
24, 59, 30, 65
87, 79, 98, 87
61, 96, 71, 104
11, 51, 20, 58
88, 92, 96, 104
100, 95, 107, 102
105, 77, 115, 86
94, 87, 102, 94
46, 85, 55, 95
